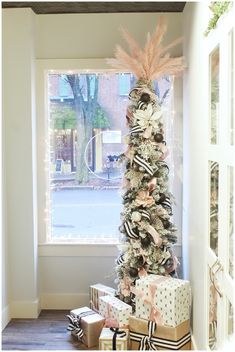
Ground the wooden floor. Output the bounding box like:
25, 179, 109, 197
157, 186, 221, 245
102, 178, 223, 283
2, 310, 97, 350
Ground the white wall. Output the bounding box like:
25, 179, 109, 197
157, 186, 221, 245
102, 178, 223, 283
182, 2, 210, 350
2, 9, 183, 316
2, 9, 39, 321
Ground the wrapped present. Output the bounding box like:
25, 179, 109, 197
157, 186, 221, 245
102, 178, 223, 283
90, 283, 116, 312
67, 306, 105, 348
99, 295, 132, 328
99, 327, 129, 350
135, 275, 191, 327
129, 315, 191, 350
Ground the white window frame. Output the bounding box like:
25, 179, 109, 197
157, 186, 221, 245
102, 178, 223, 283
36, 59, 182, 259
205, 8, 234, 350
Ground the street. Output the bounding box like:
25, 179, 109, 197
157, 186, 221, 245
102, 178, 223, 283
51, 188, 123, 239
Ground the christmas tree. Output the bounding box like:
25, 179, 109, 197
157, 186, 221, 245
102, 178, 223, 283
108, 18, 185, 307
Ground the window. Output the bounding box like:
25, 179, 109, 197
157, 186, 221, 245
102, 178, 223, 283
119, 73, 131, 96
44, 70, 173, 244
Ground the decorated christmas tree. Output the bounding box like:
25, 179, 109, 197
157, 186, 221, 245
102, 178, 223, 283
108, 18, 185, 307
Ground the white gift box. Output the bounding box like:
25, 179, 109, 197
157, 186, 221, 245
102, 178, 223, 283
99, 295, 132, 328
90, 283, 116, 312
135, 274, 191, 327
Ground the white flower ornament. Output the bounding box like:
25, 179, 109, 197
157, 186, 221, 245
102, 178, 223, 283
134, 104, 162, 138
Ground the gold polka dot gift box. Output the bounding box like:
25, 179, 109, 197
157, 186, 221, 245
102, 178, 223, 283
67, 306, 105, 348
90, 283, 116, 313
129, 316, 191, 350
99, 295, 132, 328
99, 327, 129, 350
135, 274, 191, 327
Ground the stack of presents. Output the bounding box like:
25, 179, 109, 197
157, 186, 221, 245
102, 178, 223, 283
66, 276, 191, 350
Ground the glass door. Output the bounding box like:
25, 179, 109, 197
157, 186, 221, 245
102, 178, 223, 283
206, 8, 234, 350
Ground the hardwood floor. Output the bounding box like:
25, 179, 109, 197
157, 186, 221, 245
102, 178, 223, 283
2, 310, 97, 350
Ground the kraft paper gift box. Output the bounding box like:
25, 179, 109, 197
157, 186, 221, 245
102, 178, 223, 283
99, 295, 132, 328
135, 274, 191, 327
90, 283, 116, 312
67, 306, 105, 348
129, 315, 191, 350
99, 327, 129, 350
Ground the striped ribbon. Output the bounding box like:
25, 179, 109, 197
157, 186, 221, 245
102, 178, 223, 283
124, 221, 139, 239
139, 209, 151, 221
130, 323, 191, 350
130, 125, 144, 134
133, 155, 154, 176
110, 327, 127, 350
66, 310, 95, 340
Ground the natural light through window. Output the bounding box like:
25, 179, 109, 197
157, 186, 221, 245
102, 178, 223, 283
47, 71, 171, 243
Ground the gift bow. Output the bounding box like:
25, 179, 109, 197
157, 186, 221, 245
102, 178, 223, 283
110, 327, 127, 350
66, 310, 96, 340
139, 321, 158, 350
104, 302, 119, 328
134, 276, 168, 325
66, 314, 84, 339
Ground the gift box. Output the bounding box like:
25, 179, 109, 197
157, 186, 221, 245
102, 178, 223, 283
129, 315, 191, 350
135, 274, 191, 327
90, 283, 116, 312
99, 327, 129, 350
67, 306, 105, 348
99, 295, 132, 328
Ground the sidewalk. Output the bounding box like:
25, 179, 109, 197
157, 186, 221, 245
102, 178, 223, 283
51, 172, 122, 190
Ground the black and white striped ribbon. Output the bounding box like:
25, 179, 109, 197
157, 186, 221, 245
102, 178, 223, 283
67, 310, 96, 340
124, 221, 139, 239
137, 101, 147, 110
139, 209, 151, 221
139, 321, 157, 350
130, 329, 191, 350
161, 198, 172, 211
130, 125, 144, 134
66, 315, 84, 339
134, 155, 154, 176
116, 254, 125, 265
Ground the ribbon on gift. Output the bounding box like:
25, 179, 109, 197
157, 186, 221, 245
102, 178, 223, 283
110, 327, 127, 350
66, 314, 84, 339
104, 302, 119, 328
66, 310, 96, 340
134, 276, 168, 325
139, 321, 158, 350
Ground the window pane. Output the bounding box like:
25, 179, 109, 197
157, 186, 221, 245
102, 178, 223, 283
210, 47, 220, 144
119, 73, 131, 96
47, 72, 172, 242
209, 161, 219, 255
208, 276, 218, 350
228, 166, 234, 277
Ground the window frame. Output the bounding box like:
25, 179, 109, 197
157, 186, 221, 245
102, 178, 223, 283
36, 59, 182, 259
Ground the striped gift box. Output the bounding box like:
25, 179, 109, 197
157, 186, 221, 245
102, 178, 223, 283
90, 283, 116, 313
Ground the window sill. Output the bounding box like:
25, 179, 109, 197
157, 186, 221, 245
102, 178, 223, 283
38, 243, 119, 257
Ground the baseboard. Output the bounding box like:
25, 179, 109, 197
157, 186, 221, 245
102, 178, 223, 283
190, 333, 198, 350
40, 293, 89, 309
10, 299, 40, 318
2, 304, 11, 330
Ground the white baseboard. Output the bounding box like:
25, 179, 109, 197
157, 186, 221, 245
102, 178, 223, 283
10, 299, 40, 318
191, 333, 198, 350
2, 304, 11, 330
40, 293, 89, 310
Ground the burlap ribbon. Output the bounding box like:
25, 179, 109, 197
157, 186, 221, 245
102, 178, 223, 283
110, 327, 127, 350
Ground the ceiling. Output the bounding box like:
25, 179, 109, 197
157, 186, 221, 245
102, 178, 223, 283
2, 2, 186, 14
